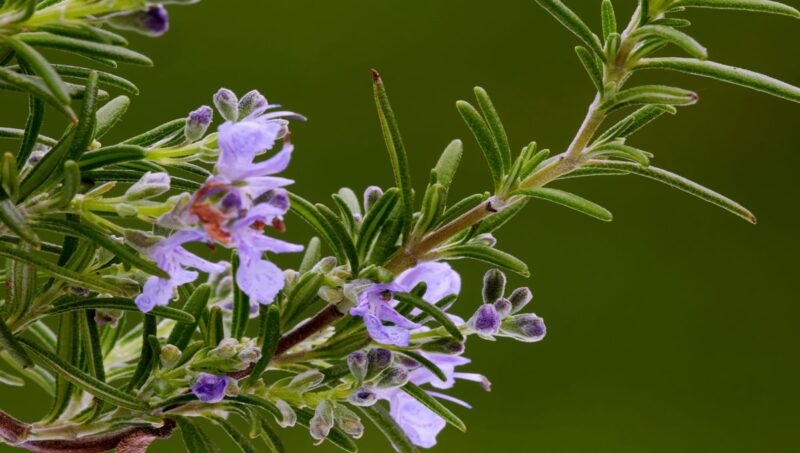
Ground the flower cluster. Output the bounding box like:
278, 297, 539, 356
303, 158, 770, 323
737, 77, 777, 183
134, 89, 304, 312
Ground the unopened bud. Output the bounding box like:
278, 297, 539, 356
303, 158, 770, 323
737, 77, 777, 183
310, 400, 335, 442
468, 303, 501, 338
318, 286, 343, 303
334, 405, 364, 439
275, 399, 297, 427
418, 338, 465, 355
500, 313, 546, 343
185, 105, 213, 142
213, 88, 239, 122
238, 90, 268, 118
375, 366, 409, 389
508, 287, 532, 314
160, 344, 181, 367
347, 387, 377, 406
114, 203, 137, 217
470, 233, 497, 248
347, 351, 368, 382
363, 186, 383, 212
125, 172, 170, 200
108, 5, 169, 37
494, 298, 512, 319
94, 309, 123, 327
367, 348, 393, 377
289, 369, 324, 391
482, 268, 506, 304
213, 338, 238, 359
313, 256, 338, 274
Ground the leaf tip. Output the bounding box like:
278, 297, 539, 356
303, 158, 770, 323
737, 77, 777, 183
371, 68, 382, 83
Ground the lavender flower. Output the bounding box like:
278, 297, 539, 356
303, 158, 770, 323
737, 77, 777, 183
108, 5, 170, 37
191, 372, 229, 403
350, 262, 461, 347
467, 303, 501, 338
134, 230, 226, 313
185, 105, 213, 142
500, 313, 547, 343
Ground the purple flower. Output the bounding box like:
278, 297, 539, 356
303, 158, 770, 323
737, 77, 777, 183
191, 372, 229, 403
467, 304, 501, 338
350, 262, 461, 347
185, 105, 213, 142
108, 5, 170, 37
500, 313, 547, 343
135, 230, 226, 313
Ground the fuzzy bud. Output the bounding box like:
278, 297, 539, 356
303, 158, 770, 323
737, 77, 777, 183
494, 298, 513, 319
124, 172, 170, 201
160, 344, 181, 368
418, 338, 466, 355
312, 256, 338, 274
470, 233, 497, 248
334, 405, 364, 439
468, 303, 501, 338
347, 387, 377, 406
500, 313, 546, 343
275, 399, 297, 428
184, 105, 213, 142
367, 348, 393, 377
94, 309, 123, 327
347, 351, 369, 382
108, 5, 169, 37
375, 366, 409, 389
288, 369, 325, 391
310, 400, 335, 442
318, 286, 344, 303
482, 268, 506, 304
508, 287, 532, 314
363, 186, 383, 212
213, 88, 239, 122
123, 230, 162, 249
238, 90, 268, 118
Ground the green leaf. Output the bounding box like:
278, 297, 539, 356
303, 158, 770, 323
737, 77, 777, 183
443, 245, 530, 277
317, 203, 360, 273
575, 46, 605, 93
207, 306, 225, 346
631, 25, 708, 59
127, 314, 157, 391
414, 182, 445, 234
583, 160, 757, 223
45, 312, 79, 421
20, 337, 146, 410
16, 91, 45, 168
36, 23, 129, 46
519, 148, 551, 181
33, 219, 167, 277
474, 87, 511, 171
77, 144, 146, 171
0, 66, 76, 121
0, 317, 33, 369
50, 297, 195, 323
357, 188, 400, 260
257, 418, 286, 453
635, 57, 800, 103
6, 243, 36, 321
640, 0, 652, 23
366, 201, 404, 266
49, 64, 139, 95
282, 271, 325, 326
372, 70, 414, 235
474, 199, 527, 235
289, 192, 345, 263
176, 417, 220, 453
245, 304, 280, 386
601, 0, 618, 40
534, 0, 605, 56
456, 100, 503, 190
231, 252, 250, 340
514, 187, 613, 221
66, 71, 99, 163
123, 118, 186, 146
0, 199, 40, 247
559, 166, 631, 179
5, 36, 71, 105
58, 160, 81, 208
95, 95, 130, 139
209, 415, 258, 453
595, 104, 676, 143
358, 404, 419, 453
17, 32, 153, 66
394, 293, 464, 341
590, 143, 653, 166
332, 193, 358, 234
603, 85, 698, 110
167, 284, 212, 350
396, 350, 448, 382
80, 309, 105, 382
18, 129, 76, 201
299, 237, 322, 274
678, 0, 800, 17
0, 368, 24, 386
83, 169, 199, 192
401, 382, 467, 432
295, 407, 359, 452
433, 139, 464, 197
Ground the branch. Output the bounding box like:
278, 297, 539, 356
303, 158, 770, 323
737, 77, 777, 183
16, 420, 175, 453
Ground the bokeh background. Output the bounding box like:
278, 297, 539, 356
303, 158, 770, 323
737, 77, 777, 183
2, 1, 800, 451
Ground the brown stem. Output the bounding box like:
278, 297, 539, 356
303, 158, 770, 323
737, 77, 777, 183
7, 419, 175, 453
0, 409, 30, 445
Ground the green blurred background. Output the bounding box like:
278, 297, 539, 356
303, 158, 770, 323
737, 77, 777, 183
2, 1, 800, 451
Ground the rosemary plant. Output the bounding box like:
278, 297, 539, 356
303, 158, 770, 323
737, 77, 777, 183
0, 0, 798, 452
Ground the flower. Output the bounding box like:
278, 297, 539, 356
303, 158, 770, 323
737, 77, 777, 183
134, 230, 226, 313
467, 303, 501, 338
191, 373, 229, 403
108, 5, 170, 37
350, 262, 461, 347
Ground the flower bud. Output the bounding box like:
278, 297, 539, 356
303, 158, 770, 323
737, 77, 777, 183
114, 203, 138, 217
347, 387, 377, 406
160, 344, 181, 368
238, 90, 268, 118
500, 313, 546, 343
418, 338, 465, 355
275, 399, 297, 427
213, 338, 239, 359
347, 351, 368, 382
375, 366, 409, 389
108, 5, 169, 37
468, 303, 501, 338
94, 309, 123, 327
494, 298, 512, 319
367, 348, 393, 377
334, 404, 364, 439
184, 105, 213, 142
125, 172, 170, 201
310, 400, 335, 442
288, 369, 325, 391
191, 373, 229, 403
312, 256, 338, 274
318, 286, 344, 303
363, 186, 383, 212
470, 233, 497, 248
123, 229, 161, 249
213, 88, 239, 122
482, 268, 506, 304
508, 287, 532, 314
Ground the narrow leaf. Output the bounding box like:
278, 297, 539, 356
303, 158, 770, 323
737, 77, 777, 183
45, 312, 79, 421
575, 46, 605, 92
167, 284, 212, 350
245, 304, 280, 385
678, 0, 800, 17
0, 199, 40, 247
298, 237, 322, 274
401, 382, 467, 432
357, 188, 400, 260
50, 297, 195, 323
631, 25, 708, 59
474, 87, 512, 171
6, 37, 71, 105
0, 317, 33, 369
433, 139, 463, 196
16, 92, 45, 168
95, 95, 130, 139
590, 143, 652, 166
58, 160, 81, 208
77, 144, 146, 171
123, 119, 186, 146
456, 100, 503, 189
358, 404, 419, 453
317, 203, 360, 273
230, 253, 250, 340
0, 67, 76, 121
601, 0, 618, 40
596, 104, 676, 143
127, 315, 157, 391
534, 0, 605, 56
17, 32, 153, 66
289, 192, 345, 263
394, 293, 464, 341
604, 85, 698, 110
443, 245, 529, 277
514, 187, 614, 221
176, 417, 219, 453
396, 350, 448, 382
